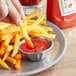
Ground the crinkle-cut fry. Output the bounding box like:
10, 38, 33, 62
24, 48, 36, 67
15, 59, 21, 70
2, 35, 14, 46
20, 21, 34, 48
0, 25, 20, 35
14, 54, 22, 60
30, 33, 56, 39
3, 52, 10, 61
24, 10, 39, 20
11, 34, 20, 57
27, 20, 46, 25
31, 14, 44, 26
6, 57, 16, 64
0, 22, 11, 30
6, 45, 13, 52
40, 26, 53, 32
0, 46, 5, 56
0, 58, 10, 70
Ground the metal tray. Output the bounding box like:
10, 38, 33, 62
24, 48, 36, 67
0, 21, 67, 76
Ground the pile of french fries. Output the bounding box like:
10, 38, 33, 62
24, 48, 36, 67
0, 10, 56, 70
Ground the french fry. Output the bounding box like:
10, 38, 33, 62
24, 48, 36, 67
14, 54, 22, 60
0, 55, 2, 58
0, 25, 20, 35
0, 39, 2, 43
11, 34, 20, 57
2, 35, 13, 46
27, 26, 55, 39
49, 34, 56, 39
24, 10, 39, 20
0, 46, 5, 56
6, 45, 13, 52
6, 57, 16, 64
27, 20, 46, 25
27, 20, 35, 23
26, 26, 49, 35
3, 52, 10, 61
30, 33, 56, 39
11, 35, 23, 43
1, 34, 11, 40
20, 21, 34, 48
0, 58, 10, 70
40, 20, 46, 25
15, 59, 21, 70
31, 14, 44, 26
0, 22, 11, 30
27, 23, 32, 26
2, 45, 13, 61
40, 26, 53, 32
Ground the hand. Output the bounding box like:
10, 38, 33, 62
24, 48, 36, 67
0, 0, 25, 26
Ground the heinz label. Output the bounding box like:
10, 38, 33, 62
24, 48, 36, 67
58, 0, 76, 16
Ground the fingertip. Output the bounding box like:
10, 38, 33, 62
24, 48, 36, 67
22, 12, 25, 19
16, 18, 23, 26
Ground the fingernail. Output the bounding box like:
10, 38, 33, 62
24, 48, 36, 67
17, 18, 23, 26
22, 12, 25, 19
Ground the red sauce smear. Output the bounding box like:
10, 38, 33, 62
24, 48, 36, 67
20, 38, 51, 53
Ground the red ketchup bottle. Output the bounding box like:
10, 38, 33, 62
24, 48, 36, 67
47, 0, 76, 29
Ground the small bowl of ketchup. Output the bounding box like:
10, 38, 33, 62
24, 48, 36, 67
19, 36, 54, 61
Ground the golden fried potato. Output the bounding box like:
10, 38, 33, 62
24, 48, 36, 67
11, 34, 20, 57
15, 59, 21, 70
0, 58, 10, 70
0, 10, 56, 70
6, 57, 16, 64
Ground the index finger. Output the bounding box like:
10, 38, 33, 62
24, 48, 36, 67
11, 0, 25, 20
6, 0, 23, 26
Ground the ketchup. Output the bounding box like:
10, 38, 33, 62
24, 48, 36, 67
47, 0, 76, 29
20, 38, 51, 53
19, 0, 41, 6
